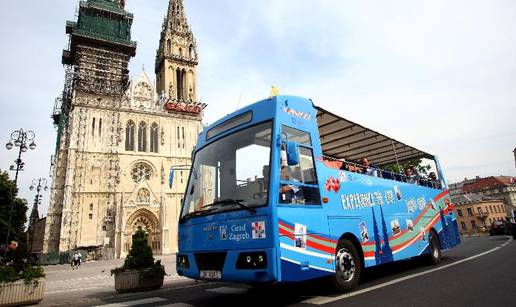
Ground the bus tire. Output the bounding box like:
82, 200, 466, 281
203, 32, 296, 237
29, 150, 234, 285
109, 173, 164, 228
332, 239, 361, 292
426, 231, 441, 265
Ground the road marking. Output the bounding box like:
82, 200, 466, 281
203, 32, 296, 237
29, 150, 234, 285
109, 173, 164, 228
46, 285, 110, 295
303, 237, 512, 305
500, 237, 512, 247
93, 297, 167, 307
159, 303, 192, 307
45, 275, 187, 294
206, 287, 248, 295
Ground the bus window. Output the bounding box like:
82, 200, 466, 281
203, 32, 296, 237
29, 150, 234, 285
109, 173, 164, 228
282, 125, 312, 146
279, 146, 321, 205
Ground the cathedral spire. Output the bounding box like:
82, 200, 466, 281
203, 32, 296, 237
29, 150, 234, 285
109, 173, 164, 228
155, 0, 202, 114
165, 0, 190, 33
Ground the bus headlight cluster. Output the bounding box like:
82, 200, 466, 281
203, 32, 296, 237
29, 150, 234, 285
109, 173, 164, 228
236, 252, 267, 269
177, 254, 190, 269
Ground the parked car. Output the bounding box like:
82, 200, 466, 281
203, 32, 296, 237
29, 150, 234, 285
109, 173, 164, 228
489, 221, 507, 235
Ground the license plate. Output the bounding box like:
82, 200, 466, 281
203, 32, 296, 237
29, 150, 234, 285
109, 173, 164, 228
200, 270, 222, 280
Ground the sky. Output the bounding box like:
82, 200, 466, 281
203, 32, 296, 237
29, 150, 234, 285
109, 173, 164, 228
0, 0, 515, 217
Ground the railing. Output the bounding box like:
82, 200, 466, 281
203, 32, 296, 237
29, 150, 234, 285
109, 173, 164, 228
321, 155, 441, 189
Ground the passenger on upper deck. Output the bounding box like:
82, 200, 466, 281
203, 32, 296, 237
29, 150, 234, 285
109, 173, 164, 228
428, 172, 442, 189
404, 165, 422, 184
360, 157, 379, 177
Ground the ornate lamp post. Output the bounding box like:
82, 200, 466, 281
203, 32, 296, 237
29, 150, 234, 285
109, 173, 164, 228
4, 129, 36, 248
28, 178, 48, 254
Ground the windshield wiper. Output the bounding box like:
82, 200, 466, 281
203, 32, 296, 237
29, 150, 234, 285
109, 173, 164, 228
179, 208, 216, 223
202, 199, 256, 214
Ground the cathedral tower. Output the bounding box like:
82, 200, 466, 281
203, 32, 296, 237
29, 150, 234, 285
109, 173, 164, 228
44, 0, 204, 259
44, 0, 136, 254
155, 0, 198, 103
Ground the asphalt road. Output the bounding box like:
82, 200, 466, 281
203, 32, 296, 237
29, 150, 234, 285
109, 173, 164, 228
40, 235, 515, 306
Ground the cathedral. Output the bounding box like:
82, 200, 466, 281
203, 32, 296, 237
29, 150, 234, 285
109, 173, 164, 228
43, 0, 204, 259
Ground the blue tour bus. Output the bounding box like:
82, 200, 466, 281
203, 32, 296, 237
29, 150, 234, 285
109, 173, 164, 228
176, 95, 460, 291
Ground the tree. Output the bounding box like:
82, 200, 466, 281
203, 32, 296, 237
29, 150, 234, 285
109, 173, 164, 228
0, 170, 28, 246
123, 227, 154, 270
111, 226, 165, 277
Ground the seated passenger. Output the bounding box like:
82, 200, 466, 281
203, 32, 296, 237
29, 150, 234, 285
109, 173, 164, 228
404, 165, 421, 184
339, 159, 350, 171
360, 157, 378, 177
428, 172, 442, 189
279, 166, 302, 203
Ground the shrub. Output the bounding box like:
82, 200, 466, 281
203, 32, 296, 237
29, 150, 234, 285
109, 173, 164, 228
111, 227, 165, 277
0, 264, 45, 284
0, 266, 18, 283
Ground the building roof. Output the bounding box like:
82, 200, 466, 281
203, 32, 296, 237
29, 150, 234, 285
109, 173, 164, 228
462, 176, 516, 193
451, 193, 502, 205
315, 106, 433, 166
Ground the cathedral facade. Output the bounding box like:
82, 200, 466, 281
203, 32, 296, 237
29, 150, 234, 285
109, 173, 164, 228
43, 0, 203, 259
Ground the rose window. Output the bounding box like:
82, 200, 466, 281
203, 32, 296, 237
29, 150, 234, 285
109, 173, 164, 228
131, 163, 152, 183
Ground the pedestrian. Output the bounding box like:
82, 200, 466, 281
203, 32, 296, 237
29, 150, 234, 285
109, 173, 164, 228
71, 252, 80, 270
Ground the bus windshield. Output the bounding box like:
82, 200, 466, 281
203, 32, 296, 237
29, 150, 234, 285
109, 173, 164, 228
181, 121, 273, 221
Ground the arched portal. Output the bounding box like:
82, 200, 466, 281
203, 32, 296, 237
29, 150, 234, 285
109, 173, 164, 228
124, 208, 161, 255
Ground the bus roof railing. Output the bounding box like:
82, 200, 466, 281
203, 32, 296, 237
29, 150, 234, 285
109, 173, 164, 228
315, 106, 434, 166
321, 154, 441, 189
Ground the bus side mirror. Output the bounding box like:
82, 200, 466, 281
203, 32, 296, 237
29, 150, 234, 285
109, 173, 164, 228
286, 141, 300, 166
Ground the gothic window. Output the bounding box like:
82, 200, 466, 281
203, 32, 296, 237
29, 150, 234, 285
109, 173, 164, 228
179, 47, 183, 57
189, 45, 194, 59
92, 117, 96, 137
138, 121, 147, 152
137, 188, 151, 204
131, 162, 152, 183
181, 68, 187, 100
176, 68, 183, 100
166, 39, 171, 53
99, 118, 102, 137
125, 121, 135, 151
150, 123, 159, 153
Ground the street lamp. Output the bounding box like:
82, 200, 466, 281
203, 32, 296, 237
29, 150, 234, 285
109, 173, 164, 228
28, 178, 48, 254
4, 129, 36, 249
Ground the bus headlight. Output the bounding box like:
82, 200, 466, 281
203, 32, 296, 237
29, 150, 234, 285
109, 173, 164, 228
236, 252, 267, 269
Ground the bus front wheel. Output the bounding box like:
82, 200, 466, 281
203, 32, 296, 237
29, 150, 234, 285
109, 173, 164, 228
332, 240, 361, 292
426, 231, 442, 265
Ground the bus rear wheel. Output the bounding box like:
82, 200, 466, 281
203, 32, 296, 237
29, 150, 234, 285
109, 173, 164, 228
332, 239, 361, 292
426, 231, 442, 265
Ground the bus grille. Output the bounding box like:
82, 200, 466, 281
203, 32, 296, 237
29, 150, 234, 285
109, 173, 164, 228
194, 252, 227, 271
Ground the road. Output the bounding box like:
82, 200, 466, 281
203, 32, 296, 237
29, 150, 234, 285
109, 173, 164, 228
40, 235, 515, 306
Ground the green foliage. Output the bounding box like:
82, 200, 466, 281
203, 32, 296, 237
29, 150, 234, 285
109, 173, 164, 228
381, 159, 431, 175
0, 170, 45, 284
21, 265, 45, 282
124, 228, 154, 269
0, 266, 18, 283
0, 170, 28, 245
0, 264, 45, 284
111, 228, 165, 277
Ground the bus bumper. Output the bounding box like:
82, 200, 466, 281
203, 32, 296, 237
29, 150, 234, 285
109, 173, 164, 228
176, 247, 277, 283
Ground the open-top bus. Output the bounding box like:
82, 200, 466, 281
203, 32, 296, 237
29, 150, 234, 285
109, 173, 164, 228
176, 95, 460, 291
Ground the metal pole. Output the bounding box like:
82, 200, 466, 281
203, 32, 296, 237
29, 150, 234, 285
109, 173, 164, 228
391, 140, 401, 173
5, 134, 24, 247
4, 129, 36, 251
